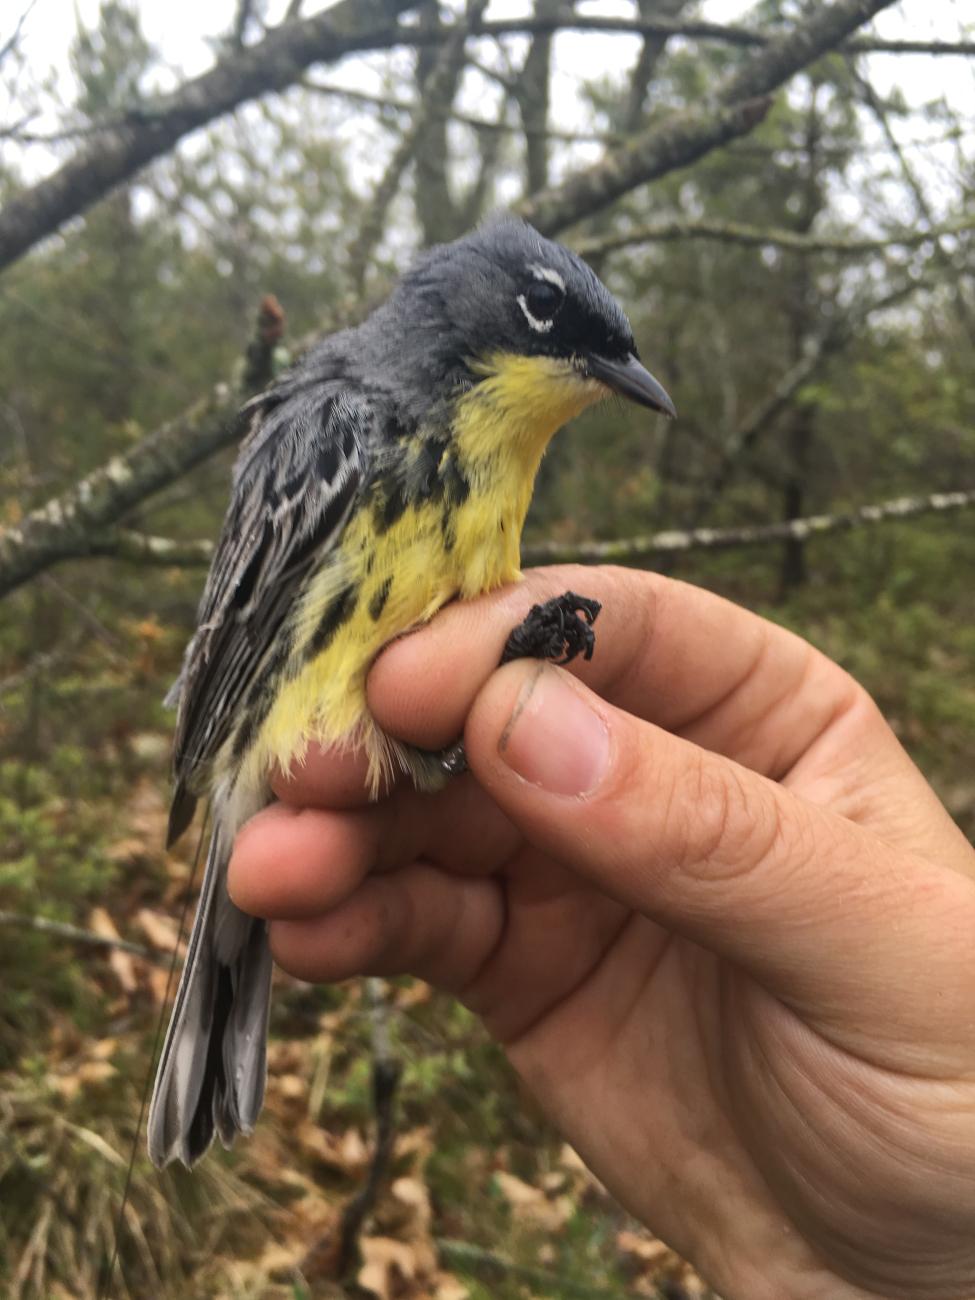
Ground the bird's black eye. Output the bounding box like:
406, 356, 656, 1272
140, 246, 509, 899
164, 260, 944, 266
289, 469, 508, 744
524, 279, 564, 321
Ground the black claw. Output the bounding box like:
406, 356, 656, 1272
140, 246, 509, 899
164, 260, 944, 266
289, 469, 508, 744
500, 591, 602, 667
439, 740, 468, 778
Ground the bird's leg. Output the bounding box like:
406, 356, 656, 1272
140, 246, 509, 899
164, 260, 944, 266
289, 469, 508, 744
434, 591, 601, 780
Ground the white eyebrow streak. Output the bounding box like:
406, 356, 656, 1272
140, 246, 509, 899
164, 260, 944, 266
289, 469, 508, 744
529, 264, 566, 291
516, 293, 555, 332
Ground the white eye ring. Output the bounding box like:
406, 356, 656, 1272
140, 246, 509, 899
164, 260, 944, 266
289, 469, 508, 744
517, 292, 556, 333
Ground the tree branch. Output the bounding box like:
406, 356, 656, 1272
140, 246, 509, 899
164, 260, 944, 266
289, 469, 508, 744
79, 486, 975, 573
301, 76, 610, 143
517, 0, 898, 235
468, 13, 975, 58
0, 0, 419, 276
521, 489, 975, 567
334, 978, 402, 1275
576, 216, 975, 258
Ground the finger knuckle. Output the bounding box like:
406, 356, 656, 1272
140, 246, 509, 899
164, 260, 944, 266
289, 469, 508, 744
673, 753, 782, 889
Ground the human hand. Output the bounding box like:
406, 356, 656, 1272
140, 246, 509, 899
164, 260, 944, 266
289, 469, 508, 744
229, 566, 975, 1300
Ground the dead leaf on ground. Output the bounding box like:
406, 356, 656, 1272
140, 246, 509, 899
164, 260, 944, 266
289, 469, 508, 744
136, 907, 181, 952
295, 1122, 370, 1177
52, 1059, 116, 1101
492, 1171, 574, 1234
88, 907, 138, 992
358, 1235, 418, 1299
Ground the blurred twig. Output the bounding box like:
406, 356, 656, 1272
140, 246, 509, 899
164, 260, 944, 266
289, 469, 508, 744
523, 489, 975, 567
465, 12, 975, 58
0, 1, 37, 68
0, 911, 174, 966
86, 486, 975, 572
335, 978, 403, 1273
578, 216, 975, 258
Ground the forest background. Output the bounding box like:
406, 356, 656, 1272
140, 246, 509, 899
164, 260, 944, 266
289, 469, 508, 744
1, 0, 973, 1296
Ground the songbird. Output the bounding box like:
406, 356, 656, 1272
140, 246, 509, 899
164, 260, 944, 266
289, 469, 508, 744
148, 215, 675, 1168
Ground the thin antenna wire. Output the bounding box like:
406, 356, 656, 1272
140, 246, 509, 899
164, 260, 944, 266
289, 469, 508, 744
97, 809, 210, 1300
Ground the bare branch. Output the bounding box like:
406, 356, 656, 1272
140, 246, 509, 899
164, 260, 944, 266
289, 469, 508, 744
301, 76, 610, 142
81, 484, 975, 574
0, 0, 419, 276
0, 385, 242, 600
469, 13, 975, 58
517, 0, 899, 236
86, 532, 217, 566
522, 489, 975, 567
577, 216, 975, 258
0, 0, 907, 599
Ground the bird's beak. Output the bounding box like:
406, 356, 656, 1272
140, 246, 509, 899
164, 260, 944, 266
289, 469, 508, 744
585, 353, 676, 418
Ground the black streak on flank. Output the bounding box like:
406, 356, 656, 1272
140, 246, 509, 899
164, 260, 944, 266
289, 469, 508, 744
441, 504, 456, 553
231, 710, 258, 763
369, 577, 392, 621
442, 454, 470, 506
306, 582, 359, 658
376, 479, 409, 533
231, 635, 291, 761
373, 438, 470, 535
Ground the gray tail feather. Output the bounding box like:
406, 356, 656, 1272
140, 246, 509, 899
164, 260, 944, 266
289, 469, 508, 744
147, 821, 273, 1168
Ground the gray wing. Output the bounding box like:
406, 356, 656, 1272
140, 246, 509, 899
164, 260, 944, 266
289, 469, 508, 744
166, 379, 371, 844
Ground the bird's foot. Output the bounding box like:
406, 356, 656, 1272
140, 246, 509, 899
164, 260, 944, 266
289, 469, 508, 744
499, 590, 601, 667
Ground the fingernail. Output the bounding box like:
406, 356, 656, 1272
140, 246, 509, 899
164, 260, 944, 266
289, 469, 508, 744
499, 665, 610, 796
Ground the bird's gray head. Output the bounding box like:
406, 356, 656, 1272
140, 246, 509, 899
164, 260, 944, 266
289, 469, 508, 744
373, 216, 675, 419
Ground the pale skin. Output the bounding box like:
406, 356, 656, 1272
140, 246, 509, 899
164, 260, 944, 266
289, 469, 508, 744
227, 566, 975, 1300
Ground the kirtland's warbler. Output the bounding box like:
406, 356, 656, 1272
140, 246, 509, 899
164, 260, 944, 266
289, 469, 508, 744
148, 216, 674, 1168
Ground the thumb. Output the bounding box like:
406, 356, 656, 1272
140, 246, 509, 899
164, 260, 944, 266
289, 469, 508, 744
464, 661, 975, 1041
